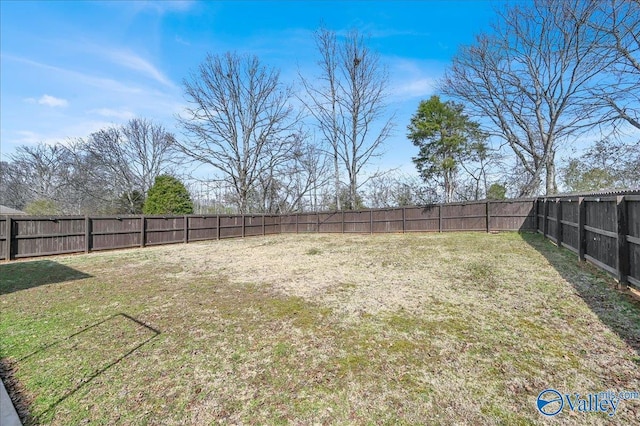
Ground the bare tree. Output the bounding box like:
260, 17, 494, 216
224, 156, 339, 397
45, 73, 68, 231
177, 52, 298, 214
365, 173, 437, 208
589, 0, 640, 130
441, 0, 607, 196
299, 28, 344, 210
300, 28, 393, 210
77, 118, 176, 213
4, 143, 71, 212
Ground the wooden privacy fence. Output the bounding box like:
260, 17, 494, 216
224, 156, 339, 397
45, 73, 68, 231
0, 200, 535, 262
0, 214, 280, 261
0, 196, 638, 292
535, 194, 640, 290
279, 201, 536, 234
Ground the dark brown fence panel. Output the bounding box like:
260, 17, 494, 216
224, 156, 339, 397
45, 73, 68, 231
91, 217, 141, 251
404, 206, 439, 232
583, 198, 618, 275
627, 197, 640, 289
559, 199, 579, 252
344, 211, 369, 233
264, 215, 280, 235
188, 216, 219, 242
318, 212, 342, 233
489, 200, 536, 231
372, 209, 404, 232
279, 215, 297, 233
441, 203, 486, 231
145, 216, 185, 246
296, 214, 318, 233
0, 218, 6, 260
244, 215, 264, 237
219, 216, 243, 239
546, 201, 559, 242
13, 217, 85, 259
536, 199, 544, 233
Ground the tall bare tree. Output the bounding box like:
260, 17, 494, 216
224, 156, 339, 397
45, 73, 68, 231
589, 0, 640, 130
177, 52, 298, 213
77, 118, 176, 213
299, 28, 343, 209
441, 0, 607, 196
300, 28, 393, 210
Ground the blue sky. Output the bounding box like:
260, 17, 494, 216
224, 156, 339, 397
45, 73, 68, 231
0, 0, 504, 176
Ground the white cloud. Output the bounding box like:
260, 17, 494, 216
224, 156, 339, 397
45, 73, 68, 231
104, 49, 174, 87
387, 58, 441, 102
5, 54, 143, 94
14, 130, 42, 145
391, 78, 436, 100
133, 0, 194, 14
90, 108, 136, 121
175, 36, 191, 46
38, 94, 69, 107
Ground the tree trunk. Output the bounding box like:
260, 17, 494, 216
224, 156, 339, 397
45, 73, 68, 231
545, 151, 557, 195
334, 152, 341, 210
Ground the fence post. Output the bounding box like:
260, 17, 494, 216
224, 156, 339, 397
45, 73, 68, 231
578, 197, 586, 261
533, 199, 539, 231
402, 207, 406, 233
486, 201, 491, 233
140, 215, 146, 248
5, 217, 13, 261
370, 210, 373, 234
342, 211, 345, 233
317, 212, 320, 233
295, 213, 299, 234
262, 214, 266, 236
84, 215, 91, 253
438, 205, 443, 232
184, 215, 189, 244
543, 199, 549, 237
216, 215, 221, 240
241, 215, 245, 238
556, 199, 562, 247
617, 196, 629, 289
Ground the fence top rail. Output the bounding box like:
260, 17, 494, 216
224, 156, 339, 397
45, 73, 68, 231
582, 196, 619, 202
1, 215, 87, 220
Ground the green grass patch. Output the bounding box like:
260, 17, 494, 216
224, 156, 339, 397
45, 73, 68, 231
1, 233, 639, 425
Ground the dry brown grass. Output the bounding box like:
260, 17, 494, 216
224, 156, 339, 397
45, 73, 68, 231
1, 232, 639, 425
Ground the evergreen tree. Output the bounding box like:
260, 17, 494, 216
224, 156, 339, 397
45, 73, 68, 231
407, 96, 486, 203
143, 175, 194, 215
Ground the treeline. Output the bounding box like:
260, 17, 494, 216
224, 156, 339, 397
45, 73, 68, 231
1, 0, 639, 215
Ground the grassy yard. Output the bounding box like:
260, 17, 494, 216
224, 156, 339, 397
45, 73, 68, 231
1, 232, 639, 425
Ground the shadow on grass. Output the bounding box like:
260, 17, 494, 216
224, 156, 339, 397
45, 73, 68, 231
521, 232, 640, 358
0, 260, 92, 295
1, 313, 160, 425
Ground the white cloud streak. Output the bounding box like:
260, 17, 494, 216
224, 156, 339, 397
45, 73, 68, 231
4, 54, 144, 94
38, 94, 69, 107
103, 49, 174, 87
89, 108, 136, 120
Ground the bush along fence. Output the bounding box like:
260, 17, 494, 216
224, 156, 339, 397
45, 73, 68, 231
0, 194, 637, 291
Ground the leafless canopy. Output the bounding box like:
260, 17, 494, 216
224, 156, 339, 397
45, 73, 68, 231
177, 52, 299, 213
441, 0, 609, 196
299, 28, 394, 210
589, 0, 640, 130
77, 118, 176, 212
